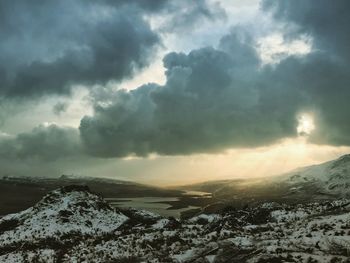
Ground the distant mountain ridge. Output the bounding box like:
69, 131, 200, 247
1, 174, 137, 185
178, 154, 350, 202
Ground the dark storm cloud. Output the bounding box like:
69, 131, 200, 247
80, 84, 159, 157
79, 29, 300, 157
0, 0, 224, 99
0, 0, 159, 98
157, 0, 226, 33
107, 0, 226, 31
79, 0, 350, 157
52, 102, 68, 116
262, 0, 350, 59
107, 0, 222, 17
0, 124, 82, 161
262, 0, 350, 146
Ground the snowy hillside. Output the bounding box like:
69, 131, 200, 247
0, 186, 349, 262
178, 154, 350, 201
0, 186, 127, 245
278, 154, 350, 197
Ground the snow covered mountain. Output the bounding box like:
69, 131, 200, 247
178, 154, 350, 202
0, 186, 349, 262
278, 154, 350, 198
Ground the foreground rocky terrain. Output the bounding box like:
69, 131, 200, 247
0, 186, 349, 262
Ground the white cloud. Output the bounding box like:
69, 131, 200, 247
257, 33, 312, 64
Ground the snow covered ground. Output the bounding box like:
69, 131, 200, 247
0, 186, 349, 262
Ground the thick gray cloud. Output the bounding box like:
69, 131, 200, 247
156, 0, 226, 33
2, 0, 350, 163
79, 29, 300, 157
0, 124, 82, 161
0, 0, 159, 98
262, 0, 350, 59
262, 0, 350, 146
52, 102, 68, 116
79, 0, 350, 157
0, 0, 224, 99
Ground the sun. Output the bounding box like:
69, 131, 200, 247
297, 114, 315, 136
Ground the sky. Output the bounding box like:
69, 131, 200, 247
1, 0, 350, 186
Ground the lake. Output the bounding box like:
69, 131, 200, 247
105, 191, 211, 218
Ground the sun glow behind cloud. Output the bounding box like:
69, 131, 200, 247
297, 113, 316, 136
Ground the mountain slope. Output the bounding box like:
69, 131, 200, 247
0, 186, 127, 244
278, 154, 350, 197
177, 154, 350, 202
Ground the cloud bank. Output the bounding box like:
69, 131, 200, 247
80, 29, 298, 157
1, 0, 350, 164
0, 0, 161, 98
0, 124, 81, 161
78, 0, 350, 157
262, 0, 350, 146
0, 0, 222, 99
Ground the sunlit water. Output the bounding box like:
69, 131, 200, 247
105, 191, 211, 218
182, 190, 212, 197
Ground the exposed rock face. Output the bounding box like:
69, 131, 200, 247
0, 187, 349, 262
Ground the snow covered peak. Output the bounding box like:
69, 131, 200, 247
0, 186, 128, 248
34, 185, 108, 212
